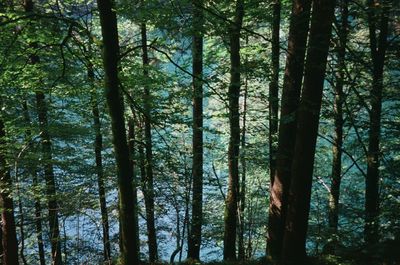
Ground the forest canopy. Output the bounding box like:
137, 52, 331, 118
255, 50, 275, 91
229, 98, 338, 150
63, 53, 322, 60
0, 0, 399, 264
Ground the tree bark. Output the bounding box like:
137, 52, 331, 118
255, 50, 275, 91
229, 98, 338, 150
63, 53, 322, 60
238, 74, 248, 261
140, 22, 159, 262
223, 0, 244, 261
328, 0, 348, 236
127, 118, 140, 260
22, 101, 46, 265
23, 1, 62, 264
187, 0, 204, 260
365, 0, 389, 246
97, 0, 139, 263
268, 0, 281, 186
267, 0, 311, 259
35, 91, 63, 265
0, 118, 19, 265
90, 89, 111, 262
281, 0, 336, 263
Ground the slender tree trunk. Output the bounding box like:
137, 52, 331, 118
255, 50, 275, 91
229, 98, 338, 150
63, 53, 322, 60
269, 0, 281, 185
187, 0, 204, 260
91, 92, 112, 263
281, 0, 336, 263
365, 0, 389, 246
0, 118, 19, 265
223, 0, 244, 261
32, 173, 46, 265
0, 224, 3, 264
22, 101, 46, 265
127, 118, 140, 259
267, 0, 311, 259
97, 0, 139, 263
88, 61, 112, 263
140, 22, 158, 262
328, 0, 348, 236
24, 1, 62, 264
238, 75, 248, 261
35, 91, 63, 265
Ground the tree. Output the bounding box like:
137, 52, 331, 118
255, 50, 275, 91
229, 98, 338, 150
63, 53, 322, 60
281, 0, 336, 263
23, 1, 63, 264
90, 67, 112, 262
96, 0, 139, 263
141, 21, 158, 262
223, 0, 244, 260
187, 0, 204, 260
328, 0, 348, 236
0, 117, 19, 265
268, 0, 281, 185
365, 0, 390, 246
267, 0, 312, 259
22, 101, 46, 265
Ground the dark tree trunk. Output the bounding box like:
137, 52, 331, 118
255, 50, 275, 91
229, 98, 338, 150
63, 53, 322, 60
35, 91, 63, 265
187, 0, 204, 260
328, 0, 348, 235
365, 0, 389, 246
22, 101, 46, 265
24, 1, 62, 264
91, 91, 112, 262
127, 118, 140, 259
268, 0, 281, 185
140, 22, 158, 262
281, 0, 336, 263
238, 75, 248, 261
97, 0, 139, 263
0, 119, 19, 265
267, 0, 311, 259
223, 0, 244, 261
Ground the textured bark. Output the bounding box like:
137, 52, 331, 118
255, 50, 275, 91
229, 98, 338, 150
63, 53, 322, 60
238, 77, 248, 261
267, 0, 311, 259
91, 93, 111, 262
0, 119, 19, 265
35, 91, 63, 265
282, 0, 336, 263
328, 0, 348, 235
187, 0, 204, 260
141, 22, 158, 262
223, 0, 244, 261
22, 101, 46, 265
365, 0, 389, 246
268, 0, 281, 186
24, 1, 62, 264
97, 0, 139, 263
127, 118, 140, 260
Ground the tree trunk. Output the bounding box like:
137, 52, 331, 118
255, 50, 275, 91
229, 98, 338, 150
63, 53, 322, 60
268, 0, 281, 185
22, 101, 46, 265
223, 0, 244, 261
97, 0, 139, 263
281, 0, 336, 263
238, 74, 248, 261
24, 1, 62, 264
365, 0, 389, 246
140, 22, 158, 262
187, 0, 204, 260
0, 118, 19, 265
127, 118, 140, 260
91, 92, 112, 263
267, 0, 311, 259
35, 91, 63, 265
328, 0, 348, 236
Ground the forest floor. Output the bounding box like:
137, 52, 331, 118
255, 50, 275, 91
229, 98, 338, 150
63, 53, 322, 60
167, 251, 400, 265
142, 254, 399, 265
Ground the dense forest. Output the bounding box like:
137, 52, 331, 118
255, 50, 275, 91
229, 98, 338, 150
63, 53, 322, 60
0, 0, 399, 264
